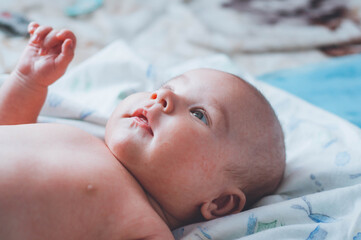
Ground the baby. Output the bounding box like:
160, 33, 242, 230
0, 23, 285, 240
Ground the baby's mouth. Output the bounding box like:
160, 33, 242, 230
131, 109, 154, 136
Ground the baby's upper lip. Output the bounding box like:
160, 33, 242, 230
131, 108, 153, 136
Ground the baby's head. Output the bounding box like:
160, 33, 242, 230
105, 68, 285, 228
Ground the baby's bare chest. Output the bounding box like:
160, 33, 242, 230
0, 124, 168, 239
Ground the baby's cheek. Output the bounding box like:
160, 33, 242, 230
177, 128, 211, 156
199, 155, 218, 180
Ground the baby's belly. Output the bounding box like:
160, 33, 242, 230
0, 123, 150, 239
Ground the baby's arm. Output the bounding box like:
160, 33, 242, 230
0, 23, 76, 125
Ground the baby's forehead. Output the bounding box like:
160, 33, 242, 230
164, 71, 255, 115
167, 69, 246, 90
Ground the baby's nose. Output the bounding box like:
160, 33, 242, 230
150, 89, 174, 113
150, 93, 166, 108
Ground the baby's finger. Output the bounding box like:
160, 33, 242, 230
30, 25, 53, 45
56, 29, 77, 49
62, 39, 75, 58
28, 22, 39, 35
43, 29, 60, 50
56, 39, 75, 68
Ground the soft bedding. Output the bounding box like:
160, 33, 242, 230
1, 41, 361, 240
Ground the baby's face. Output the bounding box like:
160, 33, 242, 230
105, 69, 249, 221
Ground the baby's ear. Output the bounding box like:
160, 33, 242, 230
200, 189, 246, 220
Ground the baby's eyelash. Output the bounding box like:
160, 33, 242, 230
190, 108, 211, 126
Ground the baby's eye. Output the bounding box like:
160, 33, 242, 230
190, 109, 209, 125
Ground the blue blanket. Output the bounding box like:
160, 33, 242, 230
258, 54, 361, 128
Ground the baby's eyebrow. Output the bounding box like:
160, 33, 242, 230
160, 83, 174, 91
157, 79, 171, 90
159, 74, 188, 90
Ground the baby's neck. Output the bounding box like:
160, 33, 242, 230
146, 193, 183, 230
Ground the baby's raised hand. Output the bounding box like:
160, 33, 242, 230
14, 22, 76, 89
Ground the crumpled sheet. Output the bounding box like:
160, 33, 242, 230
1, 0, 361, 75
190, 0, 361, 53
2, 40, 360, 239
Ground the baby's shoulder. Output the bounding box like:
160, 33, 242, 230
28, 123, 107, 151
0, 122, 100, 143
37, 123, 102, 142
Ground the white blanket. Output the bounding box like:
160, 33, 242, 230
17, 41, 359, 240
